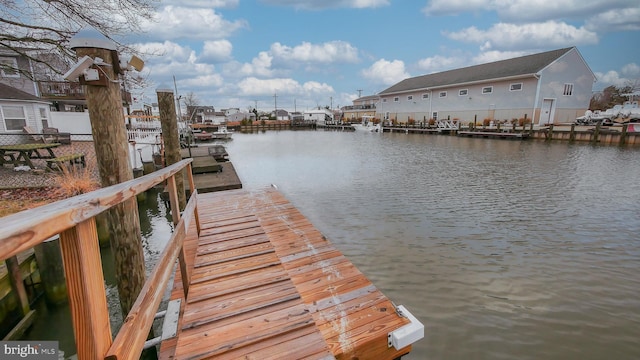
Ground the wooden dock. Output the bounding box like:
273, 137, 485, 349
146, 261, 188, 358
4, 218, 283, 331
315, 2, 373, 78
181, 147, 242, 193
458, 130, 530, 139
160, 188, 421, 359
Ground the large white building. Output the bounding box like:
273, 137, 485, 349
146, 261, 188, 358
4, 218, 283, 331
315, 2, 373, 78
377, 47, 595, 126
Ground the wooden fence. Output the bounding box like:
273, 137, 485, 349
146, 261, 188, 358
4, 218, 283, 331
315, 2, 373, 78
0, 159, 198, 360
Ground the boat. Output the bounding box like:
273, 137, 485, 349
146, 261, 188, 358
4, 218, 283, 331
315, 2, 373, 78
192, 125, 233, 141
193, 130, 213, 141
353, 116, 381, 132
211, 125, 233, 140
576, 101, 640, 125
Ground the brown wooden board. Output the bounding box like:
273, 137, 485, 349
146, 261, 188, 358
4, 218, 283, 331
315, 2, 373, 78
163, 188, 416, 360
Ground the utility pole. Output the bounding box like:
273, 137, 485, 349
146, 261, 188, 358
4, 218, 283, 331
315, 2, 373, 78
173, 75, 182, 121
273, 92, 278, 119
330, 96, 333, 110
357, 89, 363, 98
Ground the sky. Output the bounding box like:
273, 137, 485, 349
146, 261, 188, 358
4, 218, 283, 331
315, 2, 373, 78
127, 0, 640, 113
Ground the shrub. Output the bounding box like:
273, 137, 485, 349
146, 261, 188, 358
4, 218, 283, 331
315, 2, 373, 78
53, 163, 99, 198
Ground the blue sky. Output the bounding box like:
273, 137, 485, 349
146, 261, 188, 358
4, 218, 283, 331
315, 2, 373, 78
129, 0, 640, 113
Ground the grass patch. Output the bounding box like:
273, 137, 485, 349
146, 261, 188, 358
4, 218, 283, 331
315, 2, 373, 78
0, 164, 99, 218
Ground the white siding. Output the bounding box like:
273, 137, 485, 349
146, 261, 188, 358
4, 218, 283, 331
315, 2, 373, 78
536, 48, 594, 123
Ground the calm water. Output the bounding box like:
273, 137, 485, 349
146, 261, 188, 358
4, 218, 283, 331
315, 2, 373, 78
25, 130, 640, 359
223, 130, 640, 360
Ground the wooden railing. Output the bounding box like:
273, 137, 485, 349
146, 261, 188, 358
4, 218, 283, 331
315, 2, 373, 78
38, 80, 132, 103
0, 158, 198, 360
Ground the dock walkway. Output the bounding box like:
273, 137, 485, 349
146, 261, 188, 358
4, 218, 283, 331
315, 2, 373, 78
160, 188, 419, 359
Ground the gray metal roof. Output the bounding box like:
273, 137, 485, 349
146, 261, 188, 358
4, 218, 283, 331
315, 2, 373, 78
380, 47, 574, 95
0, 83, 47, 102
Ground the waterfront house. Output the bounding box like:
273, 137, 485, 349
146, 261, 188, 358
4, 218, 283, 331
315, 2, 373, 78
341, 94, 379, 122
227, 111, 257, 122
0, 83, 53, 142
378, 47, 596, 126
273, 109, 291, 121
303, 108, 334, 126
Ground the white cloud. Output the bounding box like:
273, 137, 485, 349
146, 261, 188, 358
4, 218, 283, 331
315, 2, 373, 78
135, 41, 195, 63
361, 59, 409, 85
472, 50, 530, 64
422, 0, 488, 16
259, 0, 389, 10
417, 55, 466, 73
236, 77, 333, 96
162, 0, 239, 7
237, 51, 275, 77
423, 0, 636, 23
140, 6, 247, 40
622, 63, 640, 77
181, 74, 224, 87
301, 81, 334, 94
446, 21, 598, 51
270, 41, 359, 64
594, 70, 629, 89
585, 7, 640, 32
201, 40, 233, 62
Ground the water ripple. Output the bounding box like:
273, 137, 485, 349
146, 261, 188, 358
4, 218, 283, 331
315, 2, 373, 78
227, 131, 640, 360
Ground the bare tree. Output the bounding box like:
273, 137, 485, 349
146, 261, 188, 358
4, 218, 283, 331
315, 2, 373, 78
182, 91, 200, 121
0, 0, 156, 78
590, 84, 636, 110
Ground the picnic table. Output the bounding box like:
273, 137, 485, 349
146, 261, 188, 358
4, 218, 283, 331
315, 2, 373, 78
0, 143, 61, 169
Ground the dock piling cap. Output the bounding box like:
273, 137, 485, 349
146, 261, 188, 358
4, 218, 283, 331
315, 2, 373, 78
69, 28, 117, 51
156, 84, 174, 94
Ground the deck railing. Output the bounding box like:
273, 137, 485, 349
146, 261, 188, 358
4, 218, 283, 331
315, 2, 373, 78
0, 158, 198, 360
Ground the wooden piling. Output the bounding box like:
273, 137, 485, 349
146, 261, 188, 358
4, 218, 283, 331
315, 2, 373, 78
592, 123, 601, 143
620, 123, 628, 146
72, 32, 146, 317
570, 123, 576, 142
157, 87, 186, 210
33, 237, 68, 305
5, 256, 30, 316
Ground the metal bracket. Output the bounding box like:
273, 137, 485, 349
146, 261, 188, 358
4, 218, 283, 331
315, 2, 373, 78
388, 305, 424, 350
143, 298, 182, 349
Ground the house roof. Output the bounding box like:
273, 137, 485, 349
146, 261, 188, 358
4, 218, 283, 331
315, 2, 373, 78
0, 83, 48, 102
354, 95, 380, 102
380, 47, 575, 95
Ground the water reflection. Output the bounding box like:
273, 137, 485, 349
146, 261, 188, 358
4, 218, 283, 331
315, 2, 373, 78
225, 131, 640, 360
23, 130, 640, 360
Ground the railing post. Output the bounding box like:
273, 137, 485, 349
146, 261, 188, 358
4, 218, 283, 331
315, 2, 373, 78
168, 175, 190, 297
59, 219, 112, 360
186, 163, 200, 235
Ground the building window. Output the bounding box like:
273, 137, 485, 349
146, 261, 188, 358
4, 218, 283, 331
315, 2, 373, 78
382, 98, 387, 103
1, 105, 27, 131
563, 83, 573, 96
432, 112, 438, 121
439, 91, 447, 98
422, 93, 429, 100
39, 107, 49, 128
510, 83, 522, 91
393, 97, 399, 102
0, 57, 19, 78
407, 95, 413, 101
459, 89, 468, 96
482, 86, 493, 94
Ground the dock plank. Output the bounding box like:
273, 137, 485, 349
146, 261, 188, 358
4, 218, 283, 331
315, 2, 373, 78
161, 188, 416, 360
